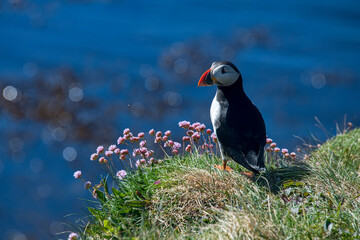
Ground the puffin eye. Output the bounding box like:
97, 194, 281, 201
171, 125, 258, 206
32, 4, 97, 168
221, 67, 226, 74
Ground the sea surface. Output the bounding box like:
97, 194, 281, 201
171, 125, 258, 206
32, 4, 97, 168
0, 0, 359, 239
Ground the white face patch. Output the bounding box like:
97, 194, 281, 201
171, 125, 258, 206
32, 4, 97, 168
212, 64, 240, 86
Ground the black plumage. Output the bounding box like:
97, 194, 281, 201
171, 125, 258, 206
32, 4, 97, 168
199, 61, 266, 173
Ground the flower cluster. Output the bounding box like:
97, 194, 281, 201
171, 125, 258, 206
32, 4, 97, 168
178, 120, 218, 155
74, 120, 220, 193
96, 128, 161, 170
76, 124, 301, 196
265, 137, 298, 166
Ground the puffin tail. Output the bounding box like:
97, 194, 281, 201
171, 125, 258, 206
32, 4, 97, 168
246, 148, 266, 173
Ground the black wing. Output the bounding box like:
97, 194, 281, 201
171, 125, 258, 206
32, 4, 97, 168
217, 99, 266, 172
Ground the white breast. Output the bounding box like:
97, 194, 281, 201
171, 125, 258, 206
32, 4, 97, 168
210, 93, 226, 160
210, 93, 221, 130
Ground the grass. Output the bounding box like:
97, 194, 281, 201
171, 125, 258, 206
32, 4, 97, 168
68, 126, 360, 239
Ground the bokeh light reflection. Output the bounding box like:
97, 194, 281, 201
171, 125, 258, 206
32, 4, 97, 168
62, 147, 77, 162
3, 86, 18, 101
68, 86, 83, 102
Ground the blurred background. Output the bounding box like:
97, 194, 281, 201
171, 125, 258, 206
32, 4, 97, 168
0, 0, 359, 239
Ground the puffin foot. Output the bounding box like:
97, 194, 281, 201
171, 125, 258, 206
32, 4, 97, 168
241, 171, 255, 178
214, 164, 233, 172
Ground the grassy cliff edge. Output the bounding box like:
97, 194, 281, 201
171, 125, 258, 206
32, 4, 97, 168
70, 128, 360, 239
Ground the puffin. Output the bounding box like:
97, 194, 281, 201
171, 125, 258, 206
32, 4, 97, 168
198, 61, 266, 174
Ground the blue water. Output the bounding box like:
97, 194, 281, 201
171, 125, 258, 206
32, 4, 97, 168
1, 0, 360, 239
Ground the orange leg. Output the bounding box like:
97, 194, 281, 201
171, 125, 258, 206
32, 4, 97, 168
241, 171, 255, 178
223, 160, 227, 171
214, 160, 233, 172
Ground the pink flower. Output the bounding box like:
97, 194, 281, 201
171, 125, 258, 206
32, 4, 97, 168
185, 144, 192, 152
138, 132, 145, 138
90, 153, 98, 161
191, 132, 200, 141
73, 171, 82, 179
114, 148, 120, 154
173, 142, 181, 150
192, 132, 200, 141
209, 144, 214, 149
281, 148, 288, 154
284, 153, 290, 158
290, 152, 296, 158
195, 124, 206, 132
178, 120, 190, 128
270, 142, 276, 148
68, 232, 79, 240
162, 136, 168, 141
149, 157, 155, 163
132, 149, 138, 157
92, 189, 97, 199
131, 136, 140, 142
140, 158, 146, 164
183, 136, 190, 142
84, 181, 91, 189
265, 147, 271, 152
120, 155, 126, 160
124, 134, 131, 140
274, 147, 280, 152
186, 130, 194, 136
116, 170, 127, 180
99, 157, 105, 163
165, 130, 171, 136
154, 180, 161, 185
192, 122, 201, 128
156, 131, 162, 137
105, 151, 113, 157
123, 128, 130, 135
155, 137, 162, 143
96, 146, 104, 154
206, 129, 212, 135
266, 138, 273, 144
140, 147, 147, 154
168, 140, 174, 147
211, 133, 218, 143
120, 149, 129, 155
172, 149, 179, 155
108, 145, 116, 151
117, 137, 125, 144
140, 140, 146, 147
297, 148, 301, 152
149, 129, 155, 135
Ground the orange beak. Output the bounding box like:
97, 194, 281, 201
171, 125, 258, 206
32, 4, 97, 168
198, 69, 212, 87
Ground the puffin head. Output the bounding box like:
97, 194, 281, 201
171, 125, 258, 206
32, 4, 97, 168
198, 61, 241, 87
